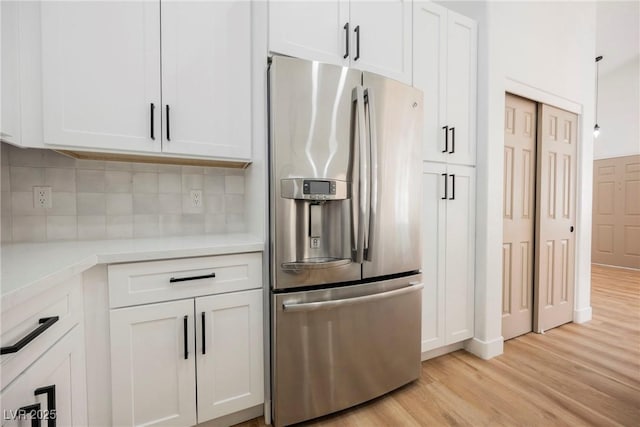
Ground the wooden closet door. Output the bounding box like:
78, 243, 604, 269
502, 94, 536, 340
534, 104, 577, 332
592, 155, 640, 269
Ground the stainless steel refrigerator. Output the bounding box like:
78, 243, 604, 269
269, 56, 423, 426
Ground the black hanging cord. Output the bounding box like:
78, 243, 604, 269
595, 56, 603, 130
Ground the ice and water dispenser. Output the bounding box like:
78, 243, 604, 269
279, 178, 353, 271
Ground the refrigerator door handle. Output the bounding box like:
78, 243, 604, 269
282, 283, 424, 312
352, 86, 368, 264
364, 88, 377, 262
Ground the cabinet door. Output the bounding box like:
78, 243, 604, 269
350, 0, 412, 84
421, 162, 447, 353
1, 1, 21, 144
444, 165, 475, 344
195, 289, 263, 423
40, 1, 160, 153
446, 11, 477, 166
269, 0, 349, 66
413, 1, 447, 162
0, 326, 87, 427
110, 300, 196, 427
161, 1, 252, 160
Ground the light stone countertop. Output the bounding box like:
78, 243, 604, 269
1, 233, 264, 310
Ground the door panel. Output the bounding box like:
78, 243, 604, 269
161, 1, 251, 159
446, 11, 477, 166
592, 155, 640, 269
1, 0, 21, 144
41, 1, 160, 152
362, 72, 423, 278
413, 1, 447, 163
349, 0, 412, 84
270, 56, 362, 289
196, 290, 264, 423
0, 326, 87, 427
110, 300, 196, 427
273, 275, 422, 426
535, 104, 577, 332
444, 165, 475, 344
269, 0, 349, 66
502, 94, 536, 340
421, 163, 446, 352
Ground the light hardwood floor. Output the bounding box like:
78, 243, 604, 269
240, 264, 640, 426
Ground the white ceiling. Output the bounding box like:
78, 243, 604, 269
596, 0, 640, 75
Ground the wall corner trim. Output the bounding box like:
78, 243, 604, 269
573, 306, 593, 324
464, 336, 504, 360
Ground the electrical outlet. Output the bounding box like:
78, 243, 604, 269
190, 190, 203, 208
33, 186, 52, 209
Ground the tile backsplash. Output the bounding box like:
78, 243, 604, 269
1, 143, 246, 243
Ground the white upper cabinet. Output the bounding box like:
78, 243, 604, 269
1, 1, 21, 145
413, 1, 446, 163
161, 1, 252, 160
268, 0, 412, 84
269, 0, 349, 66
41, 1, 161, 153
446, 12, 477, 166
349, 0, 412, 84
33, 0, 254, 161
414, 1, 477, 166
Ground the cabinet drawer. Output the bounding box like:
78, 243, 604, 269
108, 253, 263, 308
0, 325, 87, 426
1, 276, 83, 388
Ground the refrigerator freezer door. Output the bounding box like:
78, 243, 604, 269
272, 274, 423, 426
362, 72, 423, 278
270, 56, 362, 289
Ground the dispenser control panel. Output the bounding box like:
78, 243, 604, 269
303, 180, 337, 195
281, 178, 348, 200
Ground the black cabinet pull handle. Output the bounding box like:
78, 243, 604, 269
1, 317, 59, 355
343, 23, 349, 59
18, 403, 41, 427
449, 127, 455, 154
165, 105, 171, 141
441, 173, 448, 200
169, 272, 216, 283
570, 226, 574, 232
150, 103, 155, 140
201, 312, 206, 355
183, 315, 188, 360
34, 385, 56, 427
449, 174, 456, 200
442, 125, 449, 153
354, 25, 360, 61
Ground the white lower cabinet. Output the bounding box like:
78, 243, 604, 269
196, 290, 264, 422
0, 326, 88, 427
421, 162, 475, 353
110, 299, 197, 427
110, 289, 263, 427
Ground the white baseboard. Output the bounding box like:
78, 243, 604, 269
421, 342, 464, 361
592, 263, 640, 271
464, 336, 504, 360
573, 306, 592, 323
197, 404, 263, 427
